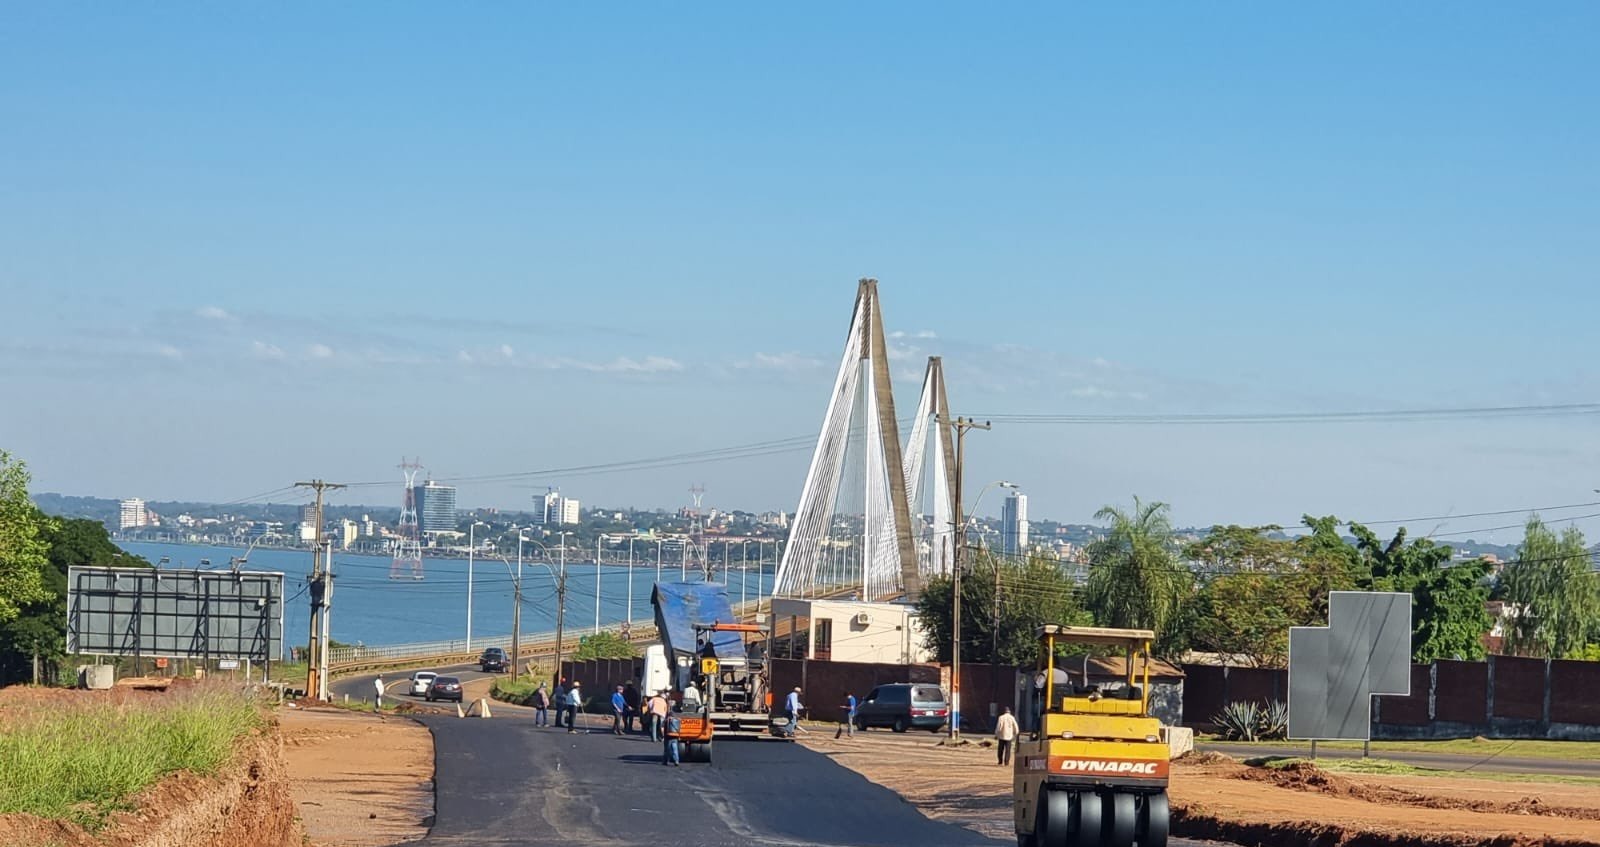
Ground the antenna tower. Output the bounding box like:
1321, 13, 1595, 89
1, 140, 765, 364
391, 457, 425, 580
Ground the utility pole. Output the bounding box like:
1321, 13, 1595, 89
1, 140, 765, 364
940, 416, 989, 741
513, 532, 524, 681
294, 479, 345, 701
553, 531, 569, 686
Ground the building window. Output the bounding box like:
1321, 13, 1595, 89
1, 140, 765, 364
815, 618, 832, 661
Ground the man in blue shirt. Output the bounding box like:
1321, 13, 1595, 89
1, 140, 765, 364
836, 692, 857, 738
611, 685, 628, 735
784, 687, 804, 737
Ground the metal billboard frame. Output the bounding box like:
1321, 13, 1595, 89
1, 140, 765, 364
66, 566, 285, 667
1288, 590, 1412, 741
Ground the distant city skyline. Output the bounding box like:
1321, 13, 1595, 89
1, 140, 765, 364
3, 5, 1598, 538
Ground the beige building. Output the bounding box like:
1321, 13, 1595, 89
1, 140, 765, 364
769, 597, 931, 665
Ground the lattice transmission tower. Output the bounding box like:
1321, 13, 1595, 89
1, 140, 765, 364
686, 484, 710, 582
390, 458, 425, 580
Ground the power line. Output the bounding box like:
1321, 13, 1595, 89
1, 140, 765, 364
976, 402, 1600, 426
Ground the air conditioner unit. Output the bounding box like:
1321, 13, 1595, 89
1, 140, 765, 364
853, 612, 872, 627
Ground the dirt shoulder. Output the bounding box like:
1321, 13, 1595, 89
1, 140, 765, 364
279, 706, 434, 847
802, 731, 1600, 847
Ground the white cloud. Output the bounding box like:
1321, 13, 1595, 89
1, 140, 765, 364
588, 355, 683, 374
499, 344, 515, 359
742, 351, 824, 371
889, 329, 938, 340
156, 344, 183, 360
308, 343, 334, 360
457, 350, 474, 364
251, 341, 285, 360
196, 305, 233, 321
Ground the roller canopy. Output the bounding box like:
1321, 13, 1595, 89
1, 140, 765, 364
651, 582, 746, 661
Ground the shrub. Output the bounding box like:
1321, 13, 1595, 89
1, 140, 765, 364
1212, 701, 1261, 741
0, 684, 264, 826
1211, 699, 1289, 741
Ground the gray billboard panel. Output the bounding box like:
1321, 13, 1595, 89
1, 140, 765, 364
1288, 590, 1412, 740
66, 566, 285, 662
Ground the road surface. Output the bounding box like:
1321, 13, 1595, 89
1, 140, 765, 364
336, 664, 1219, 846
412, 714, 1218, 847
1199, 742, 1600, 777
332, 662, 502, 710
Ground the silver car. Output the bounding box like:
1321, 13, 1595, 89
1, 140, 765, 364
409, 671, 439, 696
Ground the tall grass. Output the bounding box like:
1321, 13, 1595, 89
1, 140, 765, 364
0, 684, 264, 825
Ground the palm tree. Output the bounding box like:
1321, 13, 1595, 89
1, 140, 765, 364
1085, 497, 1192, 652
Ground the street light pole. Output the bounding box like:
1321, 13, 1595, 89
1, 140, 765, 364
656, 539, 663, 585
627, 536, 635, 627
970, 480, 1018, 732
595, 535, 603, 634
467, 520, 486, 652
943, 415, 992, 741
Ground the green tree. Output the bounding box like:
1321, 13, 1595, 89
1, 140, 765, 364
1183, 524, 1363, 667
1500, 516, 1600, 659
0, 451, 53, 624
1084, 498, 1194, 655
915, 549, 1090, 666
0, 514, 149, 684
572, 631, 640, 660
1349, 523, 1491, 662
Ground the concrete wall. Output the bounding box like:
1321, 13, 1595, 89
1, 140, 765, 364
768, 657, 941, 723
1182, 655, 1600, 740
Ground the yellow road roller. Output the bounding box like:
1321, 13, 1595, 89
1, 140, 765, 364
1013, 625, 1169, 847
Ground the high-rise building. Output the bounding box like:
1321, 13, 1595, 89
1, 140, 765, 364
1001, 492, 1029, 556
412, 480, 458, 534
533, 490, 581, 526
118, 498, 148, 530
339, 519, 359, 549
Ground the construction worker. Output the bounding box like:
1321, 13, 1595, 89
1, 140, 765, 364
662, 711, 682, 766
531, 682, 551, 727
566, 681, 583, 733
623, 679, 642, 732
646, 689, 670, 742
611, 685, 627, 735
785, 686, 804, 737
552, 680, 567, 729
373, 675, 386, 709
995, 705, 1020, 766
836, 692, 857, 739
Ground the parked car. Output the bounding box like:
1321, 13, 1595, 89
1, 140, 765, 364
479, 648, 508, 673
854, 683, 949, 733
427, 676, 464, 703
409, 671, 438, 696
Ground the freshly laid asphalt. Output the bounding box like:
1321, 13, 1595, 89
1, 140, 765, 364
327, 664, 1223, 846
411, 715, 1010, 847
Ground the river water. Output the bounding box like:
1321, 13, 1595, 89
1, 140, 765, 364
116, 541, 775, 649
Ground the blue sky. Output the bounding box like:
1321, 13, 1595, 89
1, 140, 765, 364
2, 4, 1597, 535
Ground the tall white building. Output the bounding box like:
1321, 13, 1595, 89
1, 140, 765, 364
118, 498, 148, 530
534, 490, 582, 526
1001, 492, 1029, 556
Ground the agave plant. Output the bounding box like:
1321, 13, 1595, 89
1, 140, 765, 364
1258, 700, 1289, 740
1212, 701, 1261, 741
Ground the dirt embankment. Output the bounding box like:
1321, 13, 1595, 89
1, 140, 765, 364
279, 706, 434, 847
802, 733, 1600, 847
0, 731, 297, 847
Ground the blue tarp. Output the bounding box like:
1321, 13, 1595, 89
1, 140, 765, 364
651, 582, 746, 661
